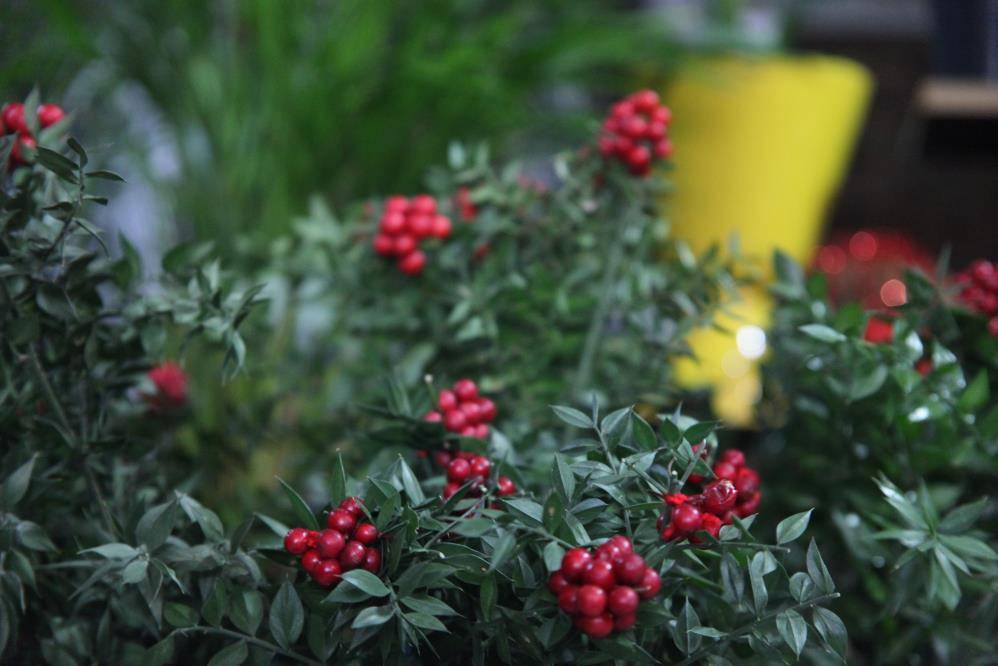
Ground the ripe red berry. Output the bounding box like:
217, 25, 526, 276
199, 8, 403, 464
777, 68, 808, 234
410, 194, 436, 215
576, 585, 607, 617
447, 458, 471, 482
362, 547, 382, 573
557, 585, 579, 614
443, 481, 460, 499
613, 612, 637, 631
393, 234, 417, 256
700, 513, 723, 538
438, 389, 458, 412
339, 497, 364, 517
607, 585, 639, 616
424, 410, 443, 423
583, 559, 616, 590
283, 528, 310, 555
672, 504, 702, 534
384, 195, 408, 212
327, 509, 357, 534
620, 115, 647, 138
734, 467, 761, 500
409, 214, 434, 238
637, 567, 661, 599
548, 571, 569, 595
469, 455, 491, 478
301, 549, 322, 574
736, 491, 762, 517
608, 535, 633, 557
431, 215, 452, 238
339, 540, 367, 570
2, 103, 26, 135
561, 548, 594, 582
454, 379, 478, 401
631, 89, 660, 112
701, 479, 738, 515
579, 612, 614, 639
477, 398, 496, 422
719, 449, 745, 469
613, 554, 646, 586
712, 461, 738, 481
496, 475, 516, 496
353, 523, 379, 545
398, 250, 426, 276
317, 529, 346, 558
37, 103, 64, 128
653, 139, 673, 159
311, 558, 342, 587
460, 401, 482, 424
373, 234, 395, 256
444, 409, 467, 432
432, 450, 453, 469
380, 212, 407, 235
473, 424, 489, 439
595, 541, 624, 564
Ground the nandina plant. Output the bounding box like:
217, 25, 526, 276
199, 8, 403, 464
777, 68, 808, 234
757, 252, 997, 663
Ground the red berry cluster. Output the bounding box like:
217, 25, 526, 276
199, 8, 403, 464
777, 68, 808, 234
429, 449, 517, 500
547, 537, 661, 639
955, 260, 998, 336
144, 361, 188, 411
423, 379, 496, 440
282, 497, 381, 587
2, 101, 65, 168
454, 186, 477, 222
659, 449, 761, 542
372, 195, 453, 275
598, 90, 673, 176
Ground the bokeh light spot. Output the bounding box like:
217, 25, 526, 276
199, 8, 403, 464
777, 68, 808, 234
849, 231, 878, 261
735, 325, 767, 360
880, 279, 907, 307
816, 245, 847, 274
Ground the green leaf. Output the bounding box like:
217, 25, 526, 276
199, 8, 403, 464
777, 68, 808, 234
82, 543, 138, 559
479, 574, 496, 622
397, 457, 425, 504
502, 498, 544, 526
939, 497, 988, 533
352, 605, 395, 629
631, 413, 658, 450
874, 476, 927, 530
789, 572, 814, 602
339, 570, 391, 598
405, 612, 448, 633
957, 370, 989, 412
682, 421, 719, 444
749, 551, 769, 616
552, 455, 575, 503
202, 581, 227, 627
276, 477, 318, 531
777, 609, 808, 657
146, 636, 174, 666
2, 455, 36, 508
672, 598, 701, 655
136, 499, 179, 550
400, 595, 459, 617
543, 542, 565, 573
799, 324, 846, 343
939, 535, 998, 561
776, 509, 813, 545
230, 589, 264, 636
812, 607, 847, 659
268, 582, 304, 650
206, 640, 248, 666
86, 169, 126, 182
121, 559, 149, 584
330, 454, 348, 507
550, 405, 593, 428
806, 539, 835, 594
489, 532, 517, 571
164, 602, 199, 628
659, 418, 682, 446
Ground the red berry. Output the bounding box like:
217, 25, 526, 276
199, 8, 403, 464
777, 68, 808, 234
608, 535, 633, 557
653, 139, 673, 159
393, 234, 417, 256
339, 497, 364, 517
631, 89, 660, 112
916, 358, 933, 376
719, 449, 745, 469
384, 195, 408, 212
548, 571, 569, 595
11, 135, 35, 164
460, 401, 482, 424
613, 554, 646, 586
380, 212, 407, 235
339, 540, 366, 570
398, 250, 426, 276
411, 194, 436, 215
444, 409, 467, 432
647, 121, 666, 141
447, 458, 471, 482
579, 612, 614, 639
301, 549, 321, 574
736, 491, 761, 517
373, 234, 395, 256
409, 214, 434, 238
432, 450, 453, 469
620, 115, 647, 138
317, 529, 346, 558
460, 426, 477, 438
637, 567, 661, 599
583, 559, 616, 590
438, 389, 458, 412
595, 541, 625, 564
2, 103, 26, 134
864, 317, 894, 344
327, 510, 357, 534
443, 481, 460, 499
477, 398, 497, 422
453, 379, 478, 401
660, 523, 676, 541
712, 461, 738, 481
734, 467, 761, 500
311, 558, 342, 587
989, 316, 998, 336
283, 528, 310, 555
652, 106, 672, 125
576, 585, 607, 617
362, 547, 382, 573
353, 523, 379, 545
37, 103, 64, 128
700, 514, 723, 538
561, 548, 594, 582
672, 504, 702, 534
457, 451, 475, 460
469, 455, 491, 478
473, 424, 489, 439
431, 215, 452, 239
558, 586, 580, 615
613, 612, 637, 631
607, 585, 639, 616
496, 476, 516, 496
424, 411, 443, 423
701, 479, 738, 515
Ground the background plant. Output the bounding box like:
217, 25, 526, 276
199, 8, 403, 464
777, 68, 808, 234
756, 253, 997, 663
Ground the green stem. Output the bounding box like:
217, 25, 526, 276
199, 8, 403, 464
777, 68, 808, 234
28, 345, 77, 447
673, 541, 791, 554
678, 592, 841, 665
173, 626, 321, 665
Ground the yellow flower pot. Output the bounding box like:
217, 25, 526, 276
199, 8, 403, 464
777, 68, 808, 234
664, 55, 873, 425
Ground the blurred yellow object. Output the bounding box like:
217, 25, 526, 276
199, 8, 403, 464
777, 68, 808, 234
664, 55, 872, 425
